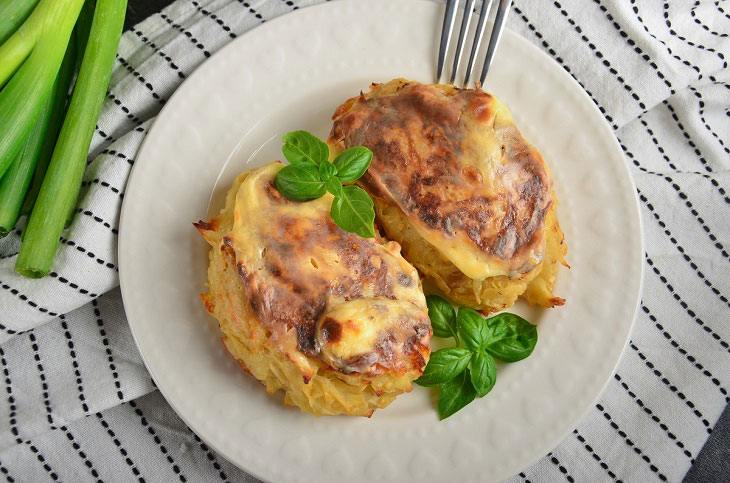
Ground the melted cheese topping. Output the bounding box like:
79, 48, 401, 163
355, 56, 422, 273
329, 79, 552, 280
226, 163, 430, 377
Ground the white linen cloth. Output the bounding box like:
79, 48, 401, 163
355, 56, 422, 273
0, 0, 728, 481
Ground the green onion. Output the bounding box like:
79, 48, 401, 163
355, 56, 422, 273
60, 0, 95, 229
74, 0, 95, 63
17, 0, 127, 278
0, 0, 68, 86
0, 77, 57, 237
0, 0, 84, 180
21, 32, 78, 216
0, 0, 40, 44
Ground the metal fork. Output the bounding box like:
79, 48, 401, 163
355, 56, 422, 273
437, 0, 512, 87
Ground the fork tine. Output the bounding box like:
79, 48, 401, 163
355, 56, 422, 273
449, 0, 476, 84
479, 0, 512, 85
437, 0, 460, 81
463, 0, 495, 87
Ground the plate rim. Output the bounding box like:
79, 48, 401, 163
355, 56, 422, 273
119, 1, 644, 481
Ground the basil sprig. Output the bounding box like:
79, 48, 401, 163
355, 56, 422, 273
416, 295, 538, 420
274, 131, 376, 238
426, 294, 459, 343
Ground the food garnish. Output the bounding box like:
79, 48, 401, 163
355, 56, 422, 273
274, 130, 377, 238
416, 294, 538, 420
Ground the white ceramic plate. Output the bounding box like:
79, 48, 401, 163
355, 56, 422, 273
119, 1, 643, 481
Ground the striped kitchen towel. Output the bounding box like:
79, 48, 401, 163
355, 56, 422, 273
0, 0, 728, 481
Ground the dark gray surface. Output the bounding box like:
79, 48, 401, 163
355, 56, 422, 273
123, 0, 729, 481
125, 0, 176, 30
684, 402, 730, 483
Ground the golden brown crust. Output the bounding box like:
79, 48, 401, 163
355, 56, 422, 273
195, 164, 432, 416
221, 164, 430, 377
329, 79, 552, 278
328, 79, 567, 312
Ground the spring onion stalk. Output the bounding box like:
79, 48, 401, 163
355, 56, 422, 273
0, 0, 72, 85
0, 0, 40, 44
21, 32, 78, 216
0, 78, 57, 237
59, 1, 97, 230
17, 0, 127, 278
0, 0, 84, 180
75, 0, 95, 64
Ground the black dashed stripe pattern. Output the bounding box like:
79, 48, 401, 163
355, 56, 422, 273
61, 315, 91, 414
628, 0, 703, 80
94, 148, 135, 166
573, 430, 623, 482
0, 1, 727, 482
641, 303, 729, 403
235, 1, 265, 21
59, 426, 103, 482
637, 189, 730, 310
159, 13, 212, 58
191, 1, 237, 39
614, 373, 694, 462
691, 0, 727, 38
716, 1, 730, 21
550, 1, 647, 112
688, 85, 729, 155
28, 332, 56, 429
643, 255, 730, 353
58, 238, 118, 271
0, 281, 59, 317
73, 208, 120, 235
661, 2, 727, 68
95, 413, 146, 482
663, 101, 730, 198
80, 178, 124, 199
190, 432, 229, 482
48, 272, 99, 298
0, 348, 60, 481
116, 55, 167, 105
592, 0, 674, 94
547, 452, 576, 483
0, 460, 15, 482
93, 300, 125, 401
131, 28, 187, 79
595, 403, 669, 481
129, 401, 188, 482
107, 91, 144, 126
635, 117, 730, 256
629, 342, 713, 434
512, 5, 620, 130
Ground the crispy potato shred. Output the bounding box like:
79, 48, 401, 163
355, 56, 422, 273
329, 79, 567, 313
195, 79, 567, 417
196, 170, 431, 417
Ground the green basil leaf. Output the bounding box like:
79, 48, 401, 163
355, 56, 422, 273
470, 350, 497, 397
484, 312, 538, 362
319, 161, 337, 179
325, 177, 343, 198
274, 164, 326, 201
330, 185, 375, 238
426, 295, 458, 341
437, 369, 477, 420
281, 130, 329, 166
457, 308, 490, 351
332, 146, 373, 182
415, 347, 471, 387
